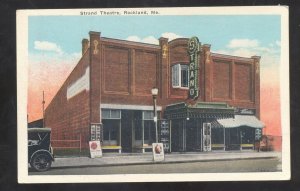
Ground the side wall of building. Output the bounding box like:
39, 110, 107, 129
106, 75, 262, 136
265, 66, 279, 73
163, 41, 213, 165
45, 50, 90, 148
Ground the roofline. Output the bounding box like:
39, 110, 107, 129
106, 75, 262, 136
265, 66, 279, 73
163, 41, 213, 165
28, 127, 51, 132
45, 48, 90, 112
101, 37, 160, 49
168, 38, 189, 43
28, 118, 43, 123
211, 52, 256, 62
168, 38, 189, 46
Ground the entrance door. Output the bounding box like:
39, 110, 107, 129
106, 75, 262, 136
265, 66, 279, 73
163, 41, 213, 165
186, 119, 199, 151
121, 110, 132, 152
203, 123, 211, 151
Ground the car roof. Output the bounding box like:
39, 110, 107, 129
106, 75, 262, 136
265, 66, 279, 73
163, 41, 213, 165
28, 127, 51, 133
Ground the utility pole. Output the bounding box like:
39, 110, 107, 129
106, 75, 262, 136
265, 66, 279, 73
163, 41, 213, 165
42, 91, 45, 128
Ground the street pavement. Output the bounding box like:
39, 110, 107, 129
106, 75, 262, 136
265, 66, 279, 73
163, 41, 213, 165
49, 151, 281, 169
30, 158, 281, 175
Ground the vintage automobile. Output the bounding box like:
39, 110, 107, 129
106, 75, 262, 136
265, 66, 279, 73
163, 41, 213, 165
28, 127, 54, 171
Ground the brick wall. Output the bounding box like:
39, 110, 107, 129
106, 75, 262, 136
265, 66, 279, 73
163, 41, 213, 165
210, 53, 259, 115
45, 50, 90, 148
212, 61, 231, 99
99, 37, 259, 115
103, 47, 130, 94
44, 33, 260, 149
168, 39, 189, 99
235, 63, 252, 101
100, 38, 161, 107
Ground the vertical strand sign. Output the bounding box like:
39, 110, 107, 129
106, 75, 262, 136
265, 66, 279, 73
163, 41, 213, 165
188, 37, 201, 99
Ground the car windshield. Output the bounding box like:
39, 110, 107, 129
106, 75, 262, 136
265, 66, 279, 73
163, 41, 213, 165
28, 132, 43, 145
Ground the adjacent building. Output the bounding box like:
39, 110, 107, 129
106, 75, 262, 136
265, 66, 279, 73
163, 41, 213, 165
45, 31, 264, 153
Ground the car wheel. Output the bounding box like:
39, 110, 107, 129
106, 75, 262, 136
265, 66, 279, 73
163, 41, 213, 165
30, 153, 52, 172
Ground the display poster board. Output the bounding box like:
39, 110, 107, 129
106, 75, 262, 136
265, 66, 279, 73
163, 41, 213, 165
89, 141, 102, 158
203, 123, 212, 152
255, 128, 262, 141
152, 143, 164, 162
159, 120, 170, 153
90, 123, 103, 142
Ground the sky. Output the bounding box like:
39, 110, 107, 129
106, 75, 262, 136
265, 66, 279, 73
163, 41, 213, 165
28, 15, 282, 136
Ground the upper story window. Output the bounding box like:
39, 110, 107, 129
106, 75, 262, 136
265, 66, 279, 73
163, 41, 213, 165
172, 64, 189, 88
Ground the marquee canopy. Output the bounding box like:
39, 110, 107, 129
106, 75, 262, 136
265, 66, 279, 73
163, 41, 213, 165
164, 102, 234, 119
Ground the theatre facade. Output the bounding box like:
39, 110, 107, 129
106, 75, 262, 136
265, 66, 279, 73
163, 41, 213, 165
45, 31, 264, 153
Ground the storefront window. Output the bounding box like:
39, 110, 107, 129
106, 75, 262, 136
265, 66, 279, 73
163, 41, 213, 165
144, 120, 155, 143
134, 110, 160, 146
172, 64, 189, 88
102, 109, 121, 119
135, 122, 142, 140
143, 111, 156, 144
102, 109, 110, 119
241, 127, 255, 144
111, 109, 121, 118
143, 110, 154, 120
211, 128, 224, 144
102, 120, 119, 144
101, 109, 121, 145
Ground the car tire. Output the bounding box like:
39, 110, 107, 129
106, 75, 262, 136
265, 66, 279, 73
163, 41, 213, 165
30, 153, 52, 172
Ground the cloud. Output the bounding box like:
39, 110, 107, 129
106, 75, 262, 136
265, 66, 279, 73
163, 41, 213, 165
161, 32, 182, 41
276, 40, 281, 47
227, 39, 259, 48
214, 38, 280, 59
126, 32, 183, 45
34, 41, 63, 54
214, 39, 281, 86
126, 35, 141, 42
126, 35, 159, 45
142, 36, 159, 44
214, 48, 257, 58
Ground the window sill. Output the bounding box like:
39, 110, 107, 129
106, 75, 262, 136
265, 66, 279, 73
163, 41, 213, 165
172, 86, 189, 90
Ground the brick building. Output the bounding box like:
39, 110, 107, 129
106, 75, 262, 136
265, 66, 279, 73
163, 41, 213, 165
45, 31, 264, 153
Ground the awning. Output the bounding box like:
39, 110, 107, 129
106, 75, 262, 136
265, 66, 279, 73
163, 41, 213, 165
211, 120, 224, 128
217, 115, 265, 128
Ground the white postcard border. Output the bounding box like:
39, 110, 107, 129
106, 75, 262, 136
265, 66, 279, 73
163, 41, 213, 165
17, 6, 290, 183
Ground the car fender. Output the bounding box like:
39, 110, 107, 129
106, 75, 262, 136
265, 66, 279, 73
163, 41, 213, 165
29, 149, 54, 164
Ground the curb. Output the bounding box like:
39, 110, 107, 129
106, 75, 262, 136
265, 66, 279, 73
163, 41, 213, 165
50, 156, 278, 170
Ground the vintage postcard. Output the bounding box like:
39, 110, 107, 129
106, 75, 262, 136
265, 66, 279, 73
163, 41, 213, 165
17, 6, 290, 183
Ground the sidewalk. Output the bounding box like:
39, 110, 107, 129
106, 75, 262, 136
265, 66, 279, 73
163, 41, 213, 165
51, 151, 281, 169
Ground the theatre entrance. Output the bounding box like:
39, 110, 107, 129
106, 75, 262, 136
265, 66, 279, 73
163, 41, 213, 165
165, 102, 235, 153
170, 119, 202, 152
